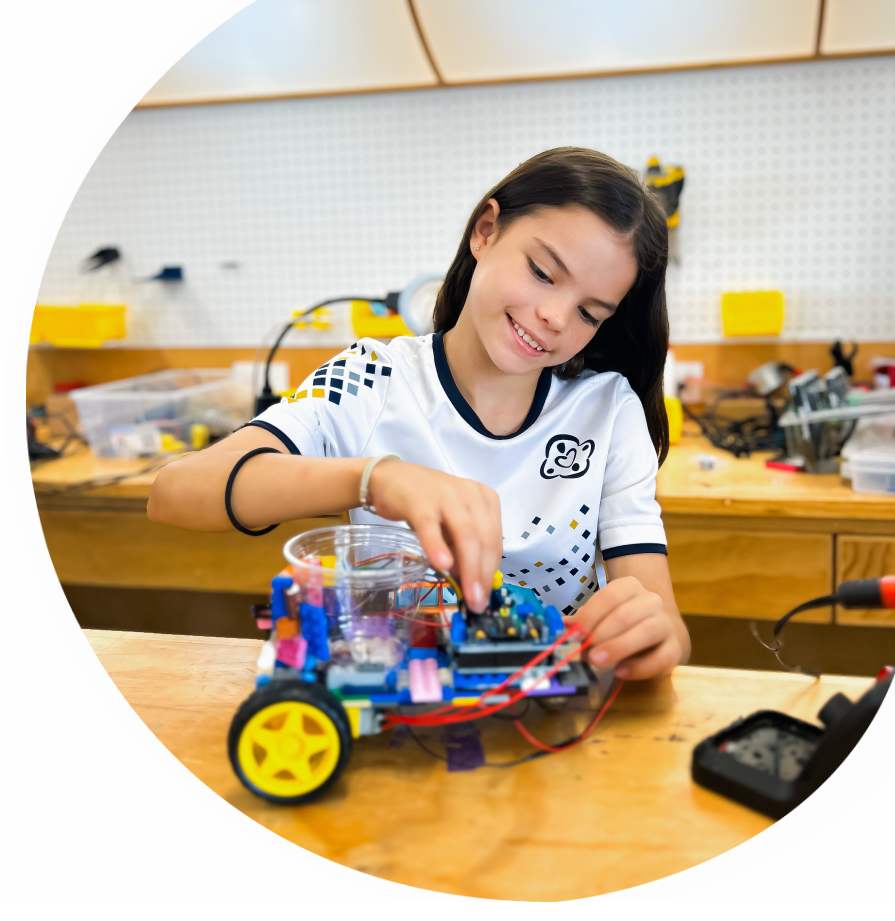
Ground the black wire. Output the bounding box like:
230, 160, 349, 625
750, 592, 837, 676
261, 296, 382, 396
406, 725, 551, 768
772, 594, 837, 639
682, 392, 785, 459
405, 697, 605, 769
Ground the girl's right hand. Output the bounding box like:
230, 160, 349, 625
367, 458, 502, 613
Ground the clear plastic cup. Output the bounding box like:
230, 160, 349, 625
283, 525, 433, 668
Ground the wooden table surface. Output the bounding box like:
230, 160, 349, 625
35, 436, 895, 519
85, 628, 874, 901
656, 433, 895, 520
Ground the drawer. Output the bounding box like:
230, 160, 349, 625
39, 509, 347, 594
666, 528, 833, 622
835, 535, 895, 627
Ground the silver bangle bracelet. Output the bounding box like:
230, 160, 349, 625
359, 453, 400, 513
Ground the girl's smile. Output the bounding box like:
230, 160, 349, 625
507, 312, 547, 355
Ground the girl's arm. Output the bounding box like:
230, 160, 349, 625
147, 425, 502, 612
567, 554, 690, 680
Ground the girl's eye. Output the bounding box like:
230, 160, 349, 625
528, 259, 551, 283
579, 307, 601, 328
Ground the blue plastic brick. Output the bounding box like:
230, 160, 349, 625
517, 603, 535, 615
385, 669, 397, 688
409, 648, 438, 660
270, 573, 294, 623
255, 674, 271, 688
450, 611, 467, 644
367, 691, 402, 705
454, 672, 511, 690
436, 649, 449, 668
544, 604, 564, 639
299, 602, 330, 661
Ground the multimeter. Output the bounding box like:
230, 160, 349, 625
692, 670, 892, 819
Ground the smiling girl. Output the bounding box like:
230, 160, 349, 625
148, 147, 690, 680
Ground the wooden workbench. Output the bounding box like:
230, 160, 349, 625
657, 434, 895, 628
85, 628, 874, 901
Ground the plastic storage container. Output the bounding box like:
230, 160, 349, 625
849, 446, 895, 495
70, 368, 252, 457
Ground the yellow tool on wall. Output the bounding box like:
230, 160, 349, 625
644, 157, 685, 264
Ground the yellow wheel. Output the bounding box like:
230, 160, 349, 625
228, 682, 352, 804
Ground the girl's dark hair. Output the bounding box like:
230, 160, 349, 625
434, 147, 670, 464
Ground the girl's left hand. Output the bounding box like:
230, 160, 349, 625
566, 575, 686, 680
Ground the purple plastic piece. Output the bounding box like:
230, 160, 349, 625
524, 675, 576, 697
441, 725, 486, 772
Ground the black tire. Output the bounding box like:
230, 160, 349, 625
228, 681, 352, 805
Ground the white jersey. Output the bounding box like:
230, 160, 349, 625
252, 333, 666, 616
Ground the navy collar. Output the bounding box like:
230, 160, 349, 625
432, 331, 552, 440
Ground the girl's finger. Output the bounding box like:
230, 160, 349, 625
587, 614, 670, 669
614, 638, 680, 681
442, 507, 487, 611
411, 512, 454, 573
567, 576, 646, 632
582, 592, 664, 648
474, 485, 503, 588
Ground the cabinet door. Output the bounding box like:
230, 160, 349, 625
666, 528, 833, 622
836, 535, 895, 627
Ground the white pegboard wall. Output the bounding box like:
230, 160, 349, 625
38, 55, 895, 346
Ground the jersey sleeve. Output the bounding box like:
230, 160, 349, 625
247, 339, 393, 457
597, 382, 667, 559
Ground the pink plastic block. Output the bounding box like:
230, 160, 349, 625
298, 555, 324, 607
276, 635, 308, 670
409, 657, 442, 703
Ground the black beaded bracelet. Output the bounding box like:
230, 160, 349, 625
224, 446, 282, 536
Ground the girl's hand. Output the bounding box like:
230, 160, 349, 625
567, 575, 686, 680
367, 459, 502, 612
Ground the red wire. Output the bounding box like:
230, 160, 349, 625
513, 679, 625, 753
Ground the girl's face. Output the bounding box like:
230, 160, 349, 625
463, 202, 639, 375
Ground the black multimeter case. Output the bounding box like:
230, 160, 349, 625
691, 674, 891, 819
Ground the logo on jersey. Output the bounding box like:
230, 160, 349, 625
540, 434, 594, 480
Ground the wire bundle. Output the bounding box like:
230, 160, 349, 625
682, 389, 785, 458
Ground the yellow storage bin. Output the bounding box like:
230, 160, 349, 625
721, 291, 785, 337
351, 299, 413, 340
30, 303, 126, 348
665, 395, 683, 446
